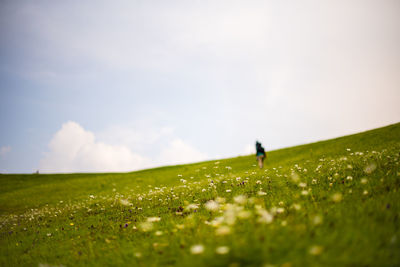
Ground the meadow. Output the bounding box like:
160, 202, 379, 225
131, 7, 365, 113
0, 123, 399, 267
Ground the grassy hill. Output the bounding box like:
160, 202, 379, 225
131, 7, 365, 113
1, 123, 399, 266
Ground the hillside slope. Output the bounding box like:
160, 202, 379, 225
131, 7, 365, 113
1, 123, 399, 266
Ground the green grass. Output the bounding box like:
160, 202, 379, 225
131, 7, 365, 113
1, 123, 400, 267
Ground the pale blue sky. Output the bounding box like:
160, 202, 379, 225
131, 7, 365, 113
1, 0, 399, 173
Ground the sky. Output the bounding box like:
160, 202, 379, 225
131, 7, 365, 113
0, 0, 399, 173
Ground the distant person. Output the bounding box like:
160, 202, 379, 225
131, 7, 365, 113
255, 141, 266, 168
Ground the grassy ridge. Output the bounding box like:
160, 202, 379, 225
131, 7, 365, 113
1, 123, 398, 214
0, 123, 399, 266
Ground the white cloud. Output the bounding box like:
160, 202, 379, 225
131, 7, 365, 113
40, 121, 207, 173
0, 146, 11, 158
97, 125, 174, 153
97, 124, 208, 166
39, 121, 150, 173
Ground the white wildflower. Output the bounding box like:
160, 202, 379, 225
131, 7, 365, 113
256, 209, 273, 224
119, 199, 131, 206
185, 204, 199, 211
233, 195, 247, 205
276, 207, 285, 214
147, 217, 161, 222
205, 200, 219, 211
190, 244, 204, 254
298, 183, 307, 188
216, 246, 230, 255
139, 222, 153, 232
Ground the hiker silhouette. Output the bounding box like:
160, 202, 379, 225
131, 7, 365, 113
255, 141, 266, 168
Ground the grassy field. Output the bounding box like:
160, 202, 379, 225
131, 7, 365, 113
1, 123, 399, 267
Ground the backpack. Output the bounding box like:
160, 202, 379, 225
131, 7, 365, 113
260, 146, 266, 156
